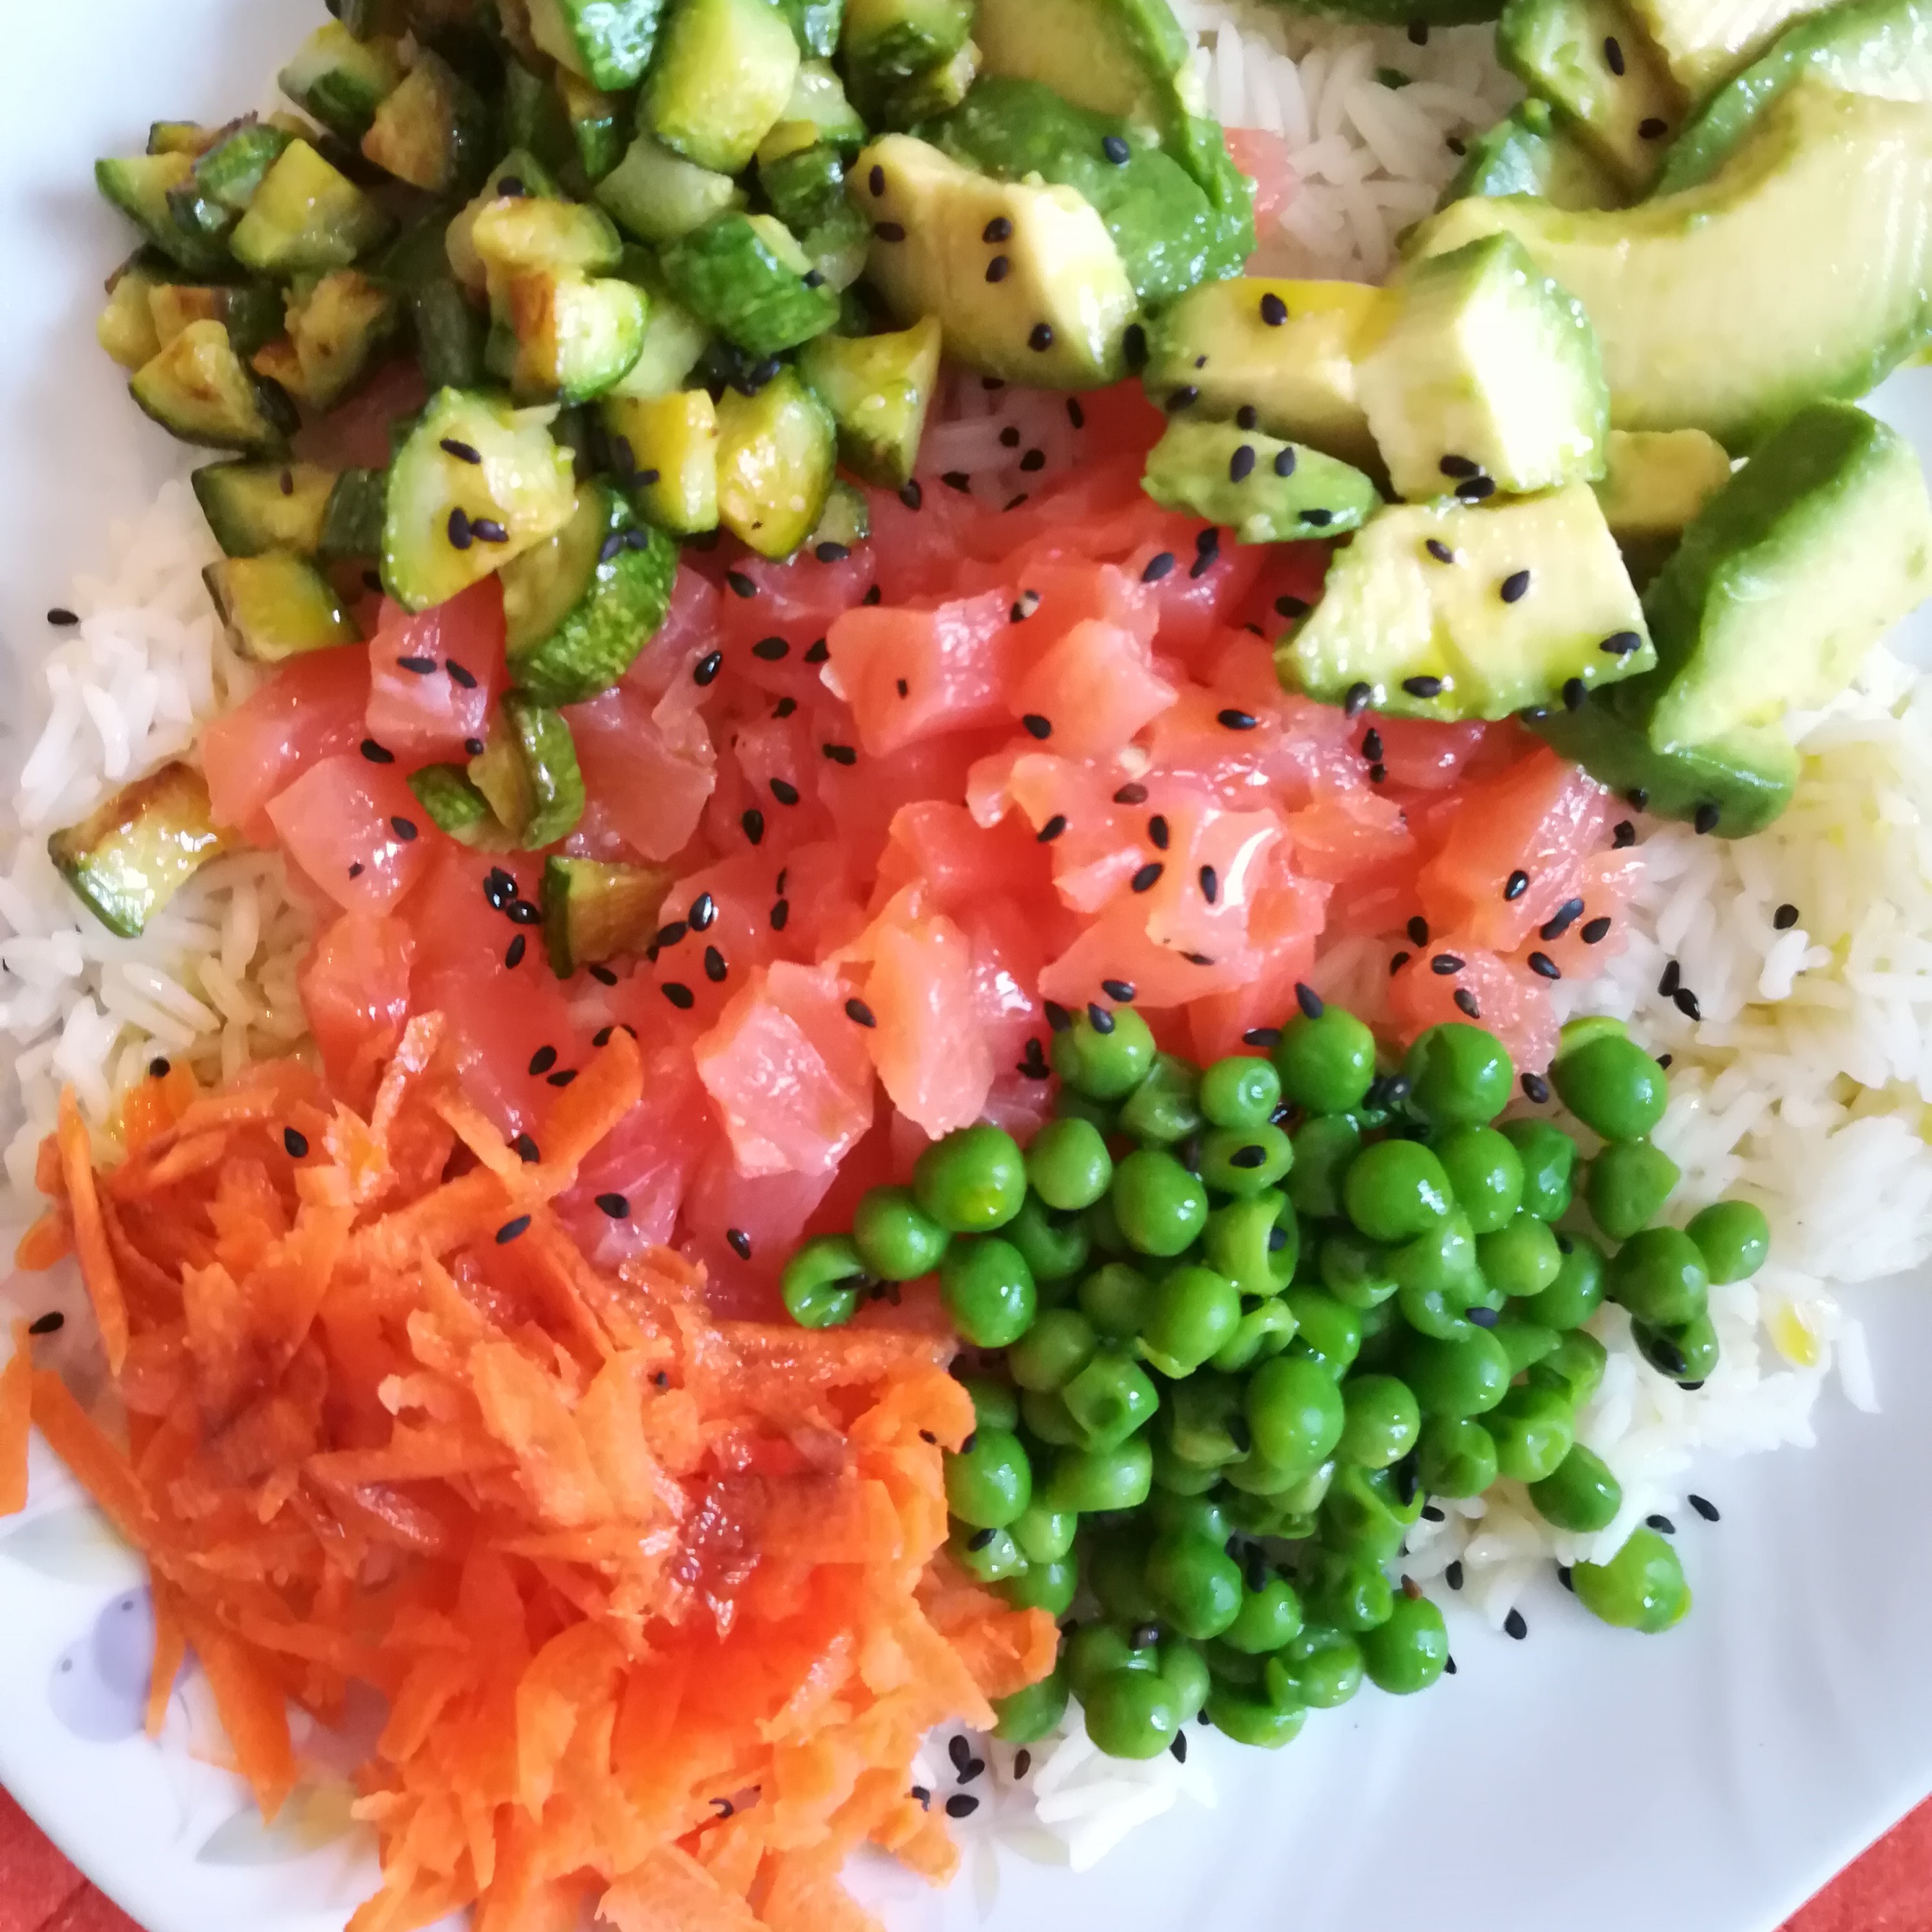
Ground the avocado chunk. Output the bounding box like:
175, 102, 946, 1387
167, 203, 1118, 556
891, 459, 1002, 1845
1592, 428, 1733, 582
1499, 0, 1687, 190
716, 367, 838, 556
193, 460, 340, 557
1633, 401, 1932, 758
601, 388, 721, 533
658, 212, 841, 358
1144, 420, 1381, 542
526, 0, 666, 88
799, 316, 941, 486
279, 23, 406, 143
94, 155, 234, 277
969, 0, 1193, 130
1357, 232, 1608, 502
1656, 0, 1932, 191
1280, 484, 1655, 721
229, 140, 395, 275
852, 134, 1138, 386
597, 134, 743, 242
1145, 277, 1383, 471
500, 481, 680, 703
360, 49, 493, 195
319, 467, 390, 561
205, 554, 363, 662
1404, 80, 1932, 448
542, 856, 676, 975
382, 388, 579, 611
645, 0, 802, 175
469, 695, 587, 848
1625, 0, 1840, 92
130, 320, 296, 454
1442, 98, 1624, 207
49, 762, 236, 939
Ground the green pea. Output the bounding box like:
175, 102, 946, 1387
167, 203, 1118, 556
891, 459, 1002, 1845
1062, 1349, 1160, 1450
1321, 1461, 1423, 1563
1211, 1297, 1300, 1373
1431, 1124, 1523, 1234
940, 1235, 1037, 1348
1530, 1330, 1608, 1407
993, 1669, 1069, 1744
1087, 1530, 1161, 1622
1198, 1123, 1294, 1196
1391, 1213, 1485, 1338
1008, 1310, 1096, 1394
1552, 1033, 1669, 1143
1400, 1328, 1511, 1417
914, 1123, 1028, 1233
1117, 1052, 1202, 1145
1280, 1625, 1363, 1709
1051, 1004, 1156, 1100
1359, 1592, 1448, 1694
1478, 1211, 1563, 1299
1404, 1022, 1513, 1126
1556, 1014, 1629, 1056
1686, 1200, 1770, 1284
1054, 1089, 1117, 1137
1146, 1531, 1243, 1639
1200, 1054, 1284, 1129
1079, 1261, 1154, 1339
1337, 1373, 1422, 1468
1219, 1485, 1309, 1539
948, 1521, 1026, 1581
1084, 1665, 1181, 1759
1084, 1190, 1129, 1256
1151, 1437, 1222, 1494
1010, 1500, 1078, 1564
1635, 1311, 1720, 1384
1222, 1574, 1306, 1653
1246, 1354, 1346, 1475
1140, 1263, 1241, 1376
958, 1374, 1020, 1433
1572, 1526, 1691, 1633
1530, 1232, 1607, 1329
1111, 1148, 1210, 1257
1306, 1548, 1394, 1632
1493, 1314, 1561, 1376
1487, 1382, 1576, 1483
1607, 1226, 1709, 1328
1319, 1228, 1398, 1309
997, 1554, 1078, 1616
1203, 1190, 1299, 1298
1044, 1435, 1152, 1513
1287, 1113, 1361, 1220
1021, 1386, 1085, 1447
1415, 1415, 1498, 1498
1146, 1490, 1233, 1544
1223, 1452, 1334, 1513
1344, 1141, 1455, 1243
1352, 1296, 1402, 1372
1158, 1639, 1212, 1722
1283, 1287, 1363, 1376
1063, 1621, 1159, 1700
1161, 1372, 1248, 1468
1274, 1004, 1377, 1113
1004, 1193, 1091, 1287
1500, 1119, 1577, 1222
1026, 1116, 1115, 1211
1526, 1441, 1622, 1531
850, 1185, 950, 1282
1204, 1682, 1307, 1748
781, 1234, 866, 1328
945, 1426, 1032, 1528
1588, 1140, 1681, 1242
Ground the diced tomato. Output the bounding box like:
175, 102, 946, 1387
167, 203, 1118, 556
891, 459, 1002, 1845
680, 1141, 836, 1317
559, 1032, 709, 1259
365, 578, 504, 760
819, 726, 1011, 879
292, 356, 427, 471
824, 591, 1013, 755
202, 647, 371, 840
297, 912, 414, 1107
569, 682, 715, 862
1222, 127, 1296, 229
266, 753, 436, 914
876, 800, 1052, 915
1010, 618, 1176, 760
960, 895, 1050, 1073
1130, 534, 1267, 661
1387, 947, 1556, 1072
1286, 784, 1415, 884
1368, 713, 1493, 791
1185, 871, 1329, 1062
628, 565, 724, 708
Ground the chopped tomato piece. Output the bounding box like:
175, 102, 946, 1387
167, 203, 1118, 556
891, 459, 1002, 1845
266, 753, 436, 914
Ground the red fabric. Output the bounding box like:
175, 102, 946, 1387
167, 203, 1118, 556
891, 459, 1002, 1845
0, 1779, 1924, 1931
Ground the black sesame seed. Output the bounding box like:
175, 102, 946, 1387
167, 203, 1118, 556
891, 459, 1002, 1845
1198, 864, 1219, 904
1343, 681, 1371, 717
148, 1056, 171, 1078
686, 893, 716, 933
1439, 455, 1479, 479
508, 898, 541, 926
47, 606, 79, 627
1504, 1607, 1528, 1640
1454, 477, 1496, 502
1101, 979, 1137, 1003
1500, 569, 1531, 604
1361, 728, 1384, 762
1430, 953, 1465, 977
941, 471, 971, 494
1562, 676, 1587, 711
1368, 763, 1387, 784
1243, 1027, 1282, 1049
391, 816, 418, 841
1166, 385, 1200, 413
1037, 814, 1069, 843
1647, 1513, 1676, 1534
1391, 950, 1411, 974
845, 998, 877, 1028
966, 1527, 995, 1552
1102, 133, 1132, 163
1132, 861, 1163, 893
1269, 446, 1298, 480
1043, 1001, 1073, 1034
1694, 802, 1721, 835
751, 635, 789, 661
1517, 1072, 1550, 1108
985, 254, 1011, 283
693, 650, 723, 687
869, 164, 887, 195
770, 898, 790, 930
1659, 960, 1682, 997
771, 778, 800, 806
282, 1126, 309, 1159
1277, 595, 1311, 621
470, 518, 508, 545
447, 507, 471, 549
899, 480, 923, 512
1148, 814, 1170, 850
1028, 323, 1054, 352
1527, 951, 1561, 980
823, 743, 858, 767
1021, 713, 1052, 740
1229, 443, 1256, 483
1581, 915, 1612, 943
1230, 404, 1259, 432
742, 809, 765, 845
1446, 1560, 1463, 1590
1114, 782, 1148, 804
1218, 708, 1258, 730
496, 1216, 531, 1245
1674, 987, 1702, 1021
1019, 447, 1046, 473
1258, 291, 1288, 326
1426, 538, 1455, 564
1613, 819, 1637, 848
1196, 525, 1220, 552
505, 934, 526, 969
1541, 897, 1585, 939
361, 738, 396, 766
1690, 1493, 1720, 1521
662, 982, 695, 1009
1446, 136, 1466, 154
1084, 1001, 1116, 1037
1407, 915, 1430, 946
1300, 508, 1333, 527
815, 541, 850, 564
1600, 630, 1643, 656
1639, 115, 1668, 138
704, 945, 727, 984
946, 1795, 978, 1819
465, 737, 485, 756
596, 1193, 630, 1219
1454, 988, 1481, 1019
874, 221, 906, 242
1402, 675, 1444, 699
396, 655, 438, 675
726, 570, 758, 599
28, 1309, 64, 1336
983, 214, 1011, 241
1501, 869, 1529, 902
1604, 32, 1626, 71
447, 660, 478, 691
1141, 551, 1177, 584
1293, 982, 1324, 1021
1773, 902, 1800, 930
1629, 787, 1649, 810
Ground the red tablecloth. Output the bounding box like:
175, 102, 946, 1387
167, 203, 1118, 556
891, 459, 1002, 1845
0, 1786, 1926, 1932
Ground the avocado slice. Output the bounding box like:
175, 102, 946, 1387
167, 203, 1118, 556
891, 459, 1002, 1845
130, 320, 297, 454
469, 695, 587, 850
193, 460, 340, 557
1442, 99, 1624, 208
799, 316, 941, 486
969, 0, 1193, 130
1145, 277, 1383, 471
501, 480, 680, 703
229, 140, 395, 276
542, 856, 676, 976
1279, 484, 1656, 722
1592, 428, 1733, 582
502, 271, 650, 403
658, 212, 841, 358
1357, 232, 1608, 502
205, 554, 363, 662
1656, 0, 1932, 190
1143, 419, 1381, 542
601, 388, 722, 533
1625, 0, 1840, 92
49, 763, 236, 939
278, 23, 406, 144
716, 367, 838, 556
1404, 80, 1932, 449
645, 0, 802, 174
852, 134, 1139, 386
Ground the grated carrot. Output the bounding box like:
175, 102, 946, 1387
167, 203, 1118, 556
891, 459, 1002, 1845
0, 1320, 31, 1517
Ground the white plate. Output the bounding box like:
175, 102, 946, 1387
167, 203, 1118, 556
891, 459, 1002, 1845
3, 7, 1931, 1931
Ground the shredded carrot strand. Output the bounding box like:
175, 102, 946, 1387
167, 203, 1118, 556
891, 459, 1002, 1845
58, 1088, 127, 1372
0, 1321, 31, 1517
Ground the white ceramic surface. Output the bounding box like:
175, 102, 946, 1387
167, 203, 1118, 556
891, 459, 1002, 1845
3, 9, 1932, 1932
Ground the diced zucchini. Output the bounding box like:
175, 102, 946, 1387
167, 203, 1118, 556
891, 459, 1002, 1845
499, 271, 649, 402
167, 119, 296, 240
469, 695, 586, 847
147, 122, 215, 157
193, 460, 339, 556
473, 195, 626, 279
130, 320, 296, 452
644, 0, 802, 175
874, 38, 980, 125
331, 0, 410, 38
504, 60, 581, 177
840, 0, 973, 101
660, 212, 840, 357
761, 143, 847, 230
501, 480, 680, 701
408, 763, 515, 847
595, 133, 742, 242
230, 140, 395, 275
382, 388, 579, 610
147, 280, 285, 360
808, 477, 871, 548
204, 553, 362, 661
95, 154, 233, 275
361, 50, 493, 195
557, 69, 627, 181
775, 0, 845, 55
97, 262, 164, 370
49, 762, 236, 939
528, 0, 667, 87
280, 23, 406, 143
759, 60, 869, 156
798, 316, 939, 486
542, 854, 675, 975
799, 199, 871, 290
601, 388, 721, 532
445, 151, 567, 293
285, 267, 401, 408
319, 466, 390, 560
606, 263, 713, 395
715, 367, 837, 556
